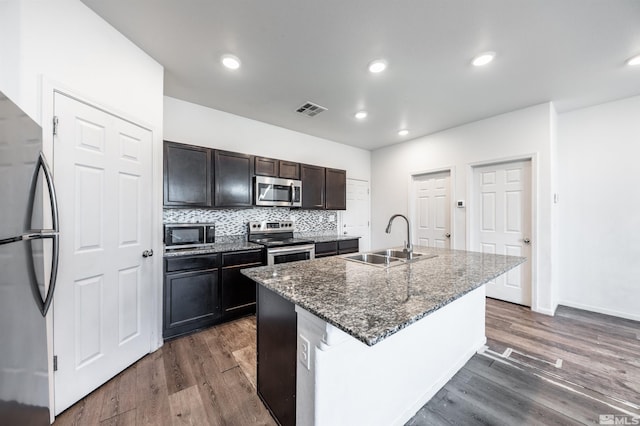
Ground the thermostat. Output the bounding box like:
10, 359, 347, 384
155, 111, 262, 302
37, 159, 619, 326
457, 200, 465, 208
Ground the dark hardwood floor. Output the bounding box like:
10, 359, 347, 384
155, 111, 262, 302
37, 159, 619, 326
54, 299, 640, 425
408, 298, 640, 425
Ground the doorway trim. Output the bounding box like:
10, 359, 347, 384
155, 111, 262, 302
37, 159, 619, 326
467, 153, 538, 311
408, 166, 455, 249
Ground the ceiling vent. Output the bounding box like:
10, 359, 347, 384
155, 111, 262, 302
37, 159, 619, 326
296, 101, 327, 117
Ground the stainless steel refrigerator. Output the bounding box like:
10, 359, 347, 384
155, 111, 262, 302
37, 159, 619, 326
0, 91, 59, 425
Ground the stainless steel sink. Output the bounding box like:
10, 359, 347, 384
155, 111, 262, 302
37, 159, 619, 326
344, 253, 405, 268
344, 249, 437, 268
371, 249, 423, 260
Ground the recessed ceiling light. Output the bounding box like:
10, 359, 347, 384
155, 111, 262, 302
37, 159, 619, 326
472, 51, 496, 67
627, 54, 640, 66
221, 54, 241, 70
368, 59, 388, 73
355, 111, 368, 120
398, 129, 409, 137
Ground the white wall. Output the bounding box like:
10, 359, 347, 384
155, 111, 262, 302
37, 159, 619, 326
164, 96, 371, 182
371, 103, 557, 314
557, 95, 640, 321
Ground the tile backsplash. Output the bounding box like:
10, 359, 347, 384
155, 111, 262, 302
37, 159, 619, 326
163, 208, 338, 236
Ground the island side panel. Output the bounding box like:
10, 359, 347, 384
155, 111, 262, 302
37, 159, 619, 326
296, 286, 487, 426
257, 285, 297, 426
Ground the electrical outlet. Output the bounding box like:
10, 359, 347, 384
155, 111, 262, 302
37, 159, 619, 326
329, 215, 335, 222
299, 335, 311, 370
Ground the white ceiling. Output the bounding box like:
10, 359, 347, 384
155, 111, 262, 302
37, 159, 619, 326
81, 0, 640, 151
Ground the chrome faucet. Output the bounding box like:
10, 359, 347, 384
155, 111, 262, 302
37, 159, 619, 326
385, 214, 413, 258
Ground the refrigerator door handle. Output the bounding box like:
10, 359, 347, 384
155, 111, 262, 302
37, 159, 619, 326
24, 152, 60, 316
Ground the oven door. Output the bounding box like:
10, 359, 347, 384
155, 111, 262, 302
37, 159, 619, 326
267, 244, 315, 266
255, 176, 300, 207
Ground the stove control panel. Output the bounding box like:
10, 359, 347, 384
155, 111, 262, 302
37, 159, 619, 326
248, 220, 295, 234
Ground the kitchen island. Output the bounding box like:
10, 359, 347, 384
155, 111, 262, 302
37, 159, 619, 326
242, 246, 524, 426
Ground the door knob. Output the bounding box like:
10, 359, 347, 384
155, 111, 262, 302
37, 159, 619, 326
445, 233, 451, 238
523, 238, 531, 244
142, 249, 154, 258
343, 231, 347, 235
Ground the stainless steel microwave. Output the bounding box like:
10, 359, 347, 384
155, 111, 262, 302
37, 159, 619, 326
254, 176, 302, 207
164, 223, 215, 249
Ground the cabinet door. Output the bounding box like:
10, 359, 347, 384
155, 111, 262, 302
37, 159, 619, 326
338, 239, 359, 254
279, 161, 300, 179
163, 141, 212, 207
221, 250, 263, 318
314, 241, 338, 258
325, 168, 347, 210
214, 150, 254, 207
163, 268, 219, 339
300, 164, 325, 209
255, 156, 279, 177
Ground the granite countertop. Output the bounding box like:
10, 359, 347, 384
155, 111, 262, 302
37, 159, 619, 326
295, 232, 361, 243
163, 235, 262, 257
242, 246, 525, 346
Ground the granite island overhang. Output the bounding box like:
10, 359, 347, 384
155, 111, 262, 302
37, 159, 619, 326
242, 246, 525, 426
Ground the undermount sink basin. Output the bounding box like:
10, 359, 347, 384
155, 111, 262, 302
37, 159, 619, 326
344, 253, 405, 268
344, 249, 437, 268
371, 249, 423, 260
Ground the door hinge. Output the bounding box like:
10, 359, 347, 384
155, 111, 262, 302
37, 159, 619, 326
53, 355, 58, 372
53, 116, 59, 136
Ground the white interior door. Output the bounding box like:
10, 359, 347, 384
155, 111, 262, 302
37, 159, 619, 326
473, 160, 532, 306
411, 171, 451, 249
340, 179, 370, 251
52, 93, 153, 414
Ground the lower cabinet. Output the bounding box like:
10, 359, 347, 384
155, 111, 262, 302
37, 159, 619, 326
163, 254, 221, 339
163, 248, 265, 340
314, 238, 359, 258
221, 249, 264, 320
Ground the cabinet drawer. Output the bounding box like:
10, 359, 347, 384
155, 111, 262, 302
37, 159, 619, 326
165, 254, 221, 273
314, 241, 338, 257
338, 239, 359, 254
222, 249, 264, 267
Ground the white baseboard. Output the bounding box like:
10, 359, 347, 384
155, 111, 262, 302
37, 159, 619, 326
558, 300, 640, 322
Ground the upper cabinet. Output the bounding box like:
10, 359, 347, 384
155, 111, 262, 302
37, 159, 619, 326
214, 150, 254, 207
300, 164, 326, 209
325, 168, 346, 210
164, 141, 212, 207
279, 161, 300, 180
254, 157, 279, 177
254, 157, 300, 180
163, 141, 346, 210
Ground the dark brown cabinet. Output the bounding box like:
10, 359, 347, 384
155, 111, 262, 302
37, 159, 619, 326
163, 254, 221, 339
301, 164, 325, 209
257, 285, 297, 426
255, 157, 300, 180
221, 249, 264, 319
338, 239, 359, 254
279, 161, 300, 179
163, 141, 212, 207
325, 168, 347, 210
314, 241, 338, 258
254, 156, 279, 177
214, 150, 253, 207
314, 239, 359, 258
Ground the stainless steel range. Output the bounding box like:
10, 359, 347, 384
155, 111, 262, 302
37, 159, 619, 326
248, 221, 315, 265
